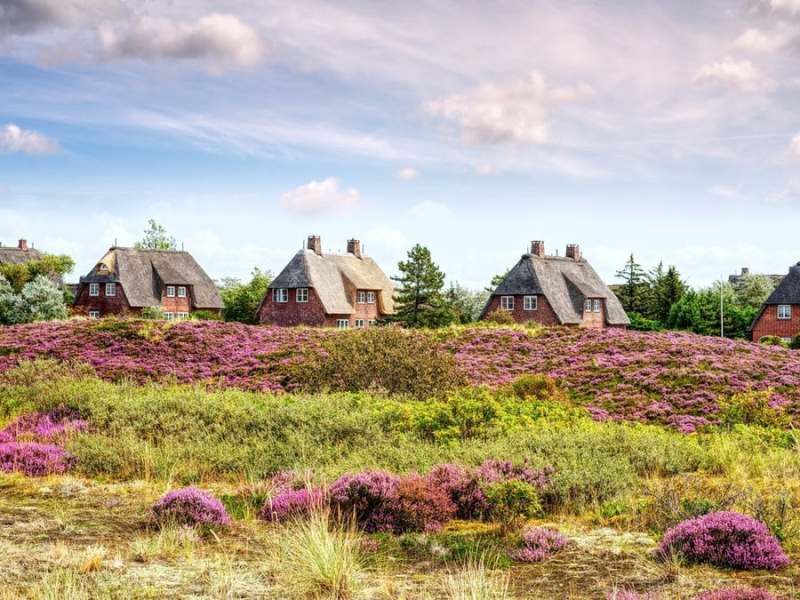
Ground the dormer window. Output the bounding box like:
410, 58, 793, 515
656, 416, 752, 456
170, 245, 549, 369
178, 286, 187, 298
357, 291, 367, 304
166, 286, 176, 298
367, 291, 376, 304
584, 299, 601, 313
96, 263, 109, 274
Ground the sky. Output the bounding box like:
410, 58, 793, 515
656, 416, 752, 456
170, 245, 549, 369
2, 0, 800, 290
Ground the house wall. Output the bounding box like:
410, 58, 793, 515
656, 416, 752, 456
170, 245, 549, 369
73, 283, 134, 317
161, 288, 192, 314
259, 287, 328, 326
581, 300, 606, 329
351, 291, 382, 322
752, 305, 800, 341
482, 294, 561, 326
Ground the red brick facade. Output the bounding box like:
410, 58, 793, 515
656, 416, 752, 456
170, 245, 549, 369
751, 305, 800, 342
259, 287, 383, 327
485, 294, 617, 329
72, 283, 136, 317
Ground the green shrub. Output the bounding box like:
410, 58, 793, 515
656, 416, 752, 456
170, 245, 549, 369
191, 310, 222, 321
484, 309, 514, 325
718, 391, 791, 429
759, 335, 788, 347
484, 480, 541, 535
504, 374, 560, 402
791, 335, 800, 350
288, 326, 465, 400
141, 306, 165, 320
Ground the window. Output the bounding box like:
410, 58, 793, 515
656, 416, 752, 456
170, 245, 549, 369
166, 286, 176, 298
357, 291, 367, 304
585, 299, 601, 313
778, 305, 792, 320
89, 283, 99, 297
88, 310, 100, 320
336, 319, 349, 329
592, 299, 601, 313
500, 296, 514, 311
523, 296, 538, 311
178, 286, 187, 298
782, 337, 793, 343
584, 299, 592, 312
368, 320, 377, 326
272, 288, 288, 303
355, 319, 365, 328
164, 312, 175, 321
105, 283, 116, 297
296, 288, 309, 303
177, 312, 189, 320
367, 291, 376, 304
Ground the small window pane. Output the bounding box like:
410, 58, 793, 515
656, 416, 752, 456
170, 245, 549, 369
167, 286, 176, 298
524, 296, 537, 311
355, 319, 365, 328
337, 319, 349, 329
273, 288, 288, 303
88, 310, 100, 319
164, 312, 175, 321
593, 299, 601, 312
178, 286, 186, 298
584, 299, 592, 311
367, 291, 376, 304
501, 296, 514, 311
89, 283, 99, 297
778, 305, 792, 320
357, 291, 367, 304
296, 288, 309, 303
105, 283, 116, 297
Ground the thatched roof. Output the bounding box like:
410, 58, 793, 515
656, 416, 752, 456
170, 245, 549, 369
268, 249, 394, 315
488, 253, 629, 325
762, 263, 800, 305
0, 246, 43, 266
79, 247, 222, 310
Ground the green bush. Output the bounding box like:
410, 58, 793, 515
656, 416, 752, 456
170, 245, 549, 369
759, 335, 788, 348
718, 391, 791, 429
484, 309, 514, 325
191, 310, 222, 321
288, 326, 465, 400
791, 335, 800, 350
141, 306, 165, 320
484, 480, 541, 534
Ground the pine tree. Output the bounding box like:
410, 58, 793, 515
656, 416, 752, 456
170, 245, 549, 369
135, 219, 176, 250
650, 264, 687, 323
391, 244, 453, 328
615, 254, 648, 314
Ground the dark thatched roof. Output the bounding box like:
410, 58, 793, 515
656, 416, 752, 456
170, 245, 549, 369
79, 247, 222, 310
487, 253, 629, 325
762, 263, 800, 305
267, 249, 394, 315
0, 246, 43, 266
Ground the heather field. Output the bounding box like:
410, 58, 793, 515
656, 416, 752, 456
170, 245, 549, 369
1, 322, 800, 599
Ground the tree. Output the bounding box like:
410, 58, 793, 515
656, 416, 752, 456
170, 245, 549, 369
5, 275, 68, 324
391, 244, 453, 328
446, 282, 488, 324
220, 268, 272, 324
649, 264, 687, 323
0, 275, 14, 325
135, 219, 176, 250
0, 254, 74, 293
734, 273, 776, 310
614, 254, 649, 315
485, 270, 509, 293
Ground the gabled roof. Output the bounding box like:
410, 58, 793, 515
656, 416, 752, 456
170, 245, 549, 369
762, 263, 800, 305
488, 253, 629, 325
79, 247, 223, 309
0, 247, 43, 265
268, 249, 395, 315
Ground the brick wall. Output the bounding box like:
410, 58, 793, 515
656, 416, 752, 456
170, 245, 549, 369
73, 283, 134, 317
581, 299, 605, 329
751, 304, 800, 341
161, 288, 192, 314
259, 287, 328, 326
483, 294, 561, 326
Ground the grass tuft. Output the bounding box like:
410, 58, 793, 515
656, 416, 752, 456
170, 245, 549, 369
441, 556, 511, 600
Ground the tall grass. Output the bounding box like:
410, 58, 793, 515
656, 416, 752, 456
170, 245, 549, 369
441, 556, 511, 600
276, 510, 365, 600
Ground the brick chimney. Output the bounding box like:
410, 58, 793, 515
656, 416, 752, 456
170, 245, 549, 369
347, 239, 362, 258
531, 240, 545, 257
307, 235, 322, 256
18, 239, 28, 251
566, 244, 581, 261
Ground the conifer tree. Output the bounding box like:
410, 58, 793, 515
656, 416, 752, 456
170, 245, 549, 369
615, 254, 648, 314
391, 244, 452, 328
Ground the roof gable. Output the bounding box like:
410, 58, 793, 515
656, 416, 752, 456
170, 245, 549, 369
763, 264, 800, 305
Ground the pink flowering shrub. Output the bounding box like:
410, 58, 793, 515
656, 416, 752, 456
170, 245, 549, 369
260, 488, 324, 522
1, 408, 87, 442
392, 474, 456, 533
328, 471, 401, 533
694, 588, 780, 600
511, 526, 568, 562
152, 487, 231, 529
657, 511, 789, 570
426, 463, 489, 519
0, 441, 74, 476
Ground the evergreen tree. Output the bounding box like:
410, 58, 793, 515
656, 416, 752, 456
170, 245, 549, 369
733, 273, 776, 309
220, 268, 273, 324
135, 219, 177, 250
615, 254, 648, 314
446, 282, 488, 324
485, 270, 509, 293
650, 264, 687, 323
391, 244, 452, 328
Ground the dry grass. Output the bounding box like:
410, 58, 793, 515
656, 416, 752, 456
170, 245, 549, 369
441, 556, 511, 600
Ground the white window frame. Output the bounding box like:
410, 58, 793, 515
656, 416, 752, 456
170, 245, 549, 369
166, 286, 176, 298
176, 312, 189, 320
355, 319, 365, 328
523, 295, 537, 311
296, 288, 309, 303
592, 299, 601, 313
164, 312, 175, 321
177, 286, 187, 298
272, 288, 288, 303
336, 319, 349, 329
89, 283, 100, 297
368, 320, 377, 326
500, 296, 514, 311
778, 305, 792, 320
367, 291, 376, 304
357, 291, 367, 304
88, 309, 100, 320
584, 299, 593, 312
105, 282, 116, 297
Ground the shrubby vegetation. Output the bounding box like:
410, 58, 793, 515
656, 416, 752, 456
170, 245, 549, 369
0, 274, 68, 324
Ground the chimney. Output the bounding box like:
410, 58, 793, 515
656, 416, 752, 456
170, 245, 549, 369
347, 239, 362, 258
307, 235, 322, 256
18, 239, 28, 251
741, 267, 749, 276
531, 240, 545, 257
566, 244, 581, 261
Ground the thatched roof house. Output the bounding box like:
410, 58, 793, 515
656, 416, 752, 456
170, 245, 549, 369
751, 262, 800, 342
0, 239, 42, 266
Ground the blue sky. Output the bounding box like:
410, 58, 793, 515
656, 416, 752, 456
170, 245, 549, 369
2, 0, 800, 289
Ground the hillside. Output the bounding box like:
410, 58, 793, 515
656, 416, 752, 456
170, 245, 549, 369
1, 320, 798, 431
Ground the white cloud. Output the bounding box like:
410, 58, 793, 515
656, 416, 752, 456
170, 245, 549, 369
694, 57, 770, 91
768, 0, 800, 15
396, 167, 418, 180
789, 133, 800, 160
475, 164, 498, 176
280, 177, 359, 214
407, 201, 453, 221
0, 123, 58, 154
427, 71, 593, 145
733, 28, 786, 53
98, 13, 263, 69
